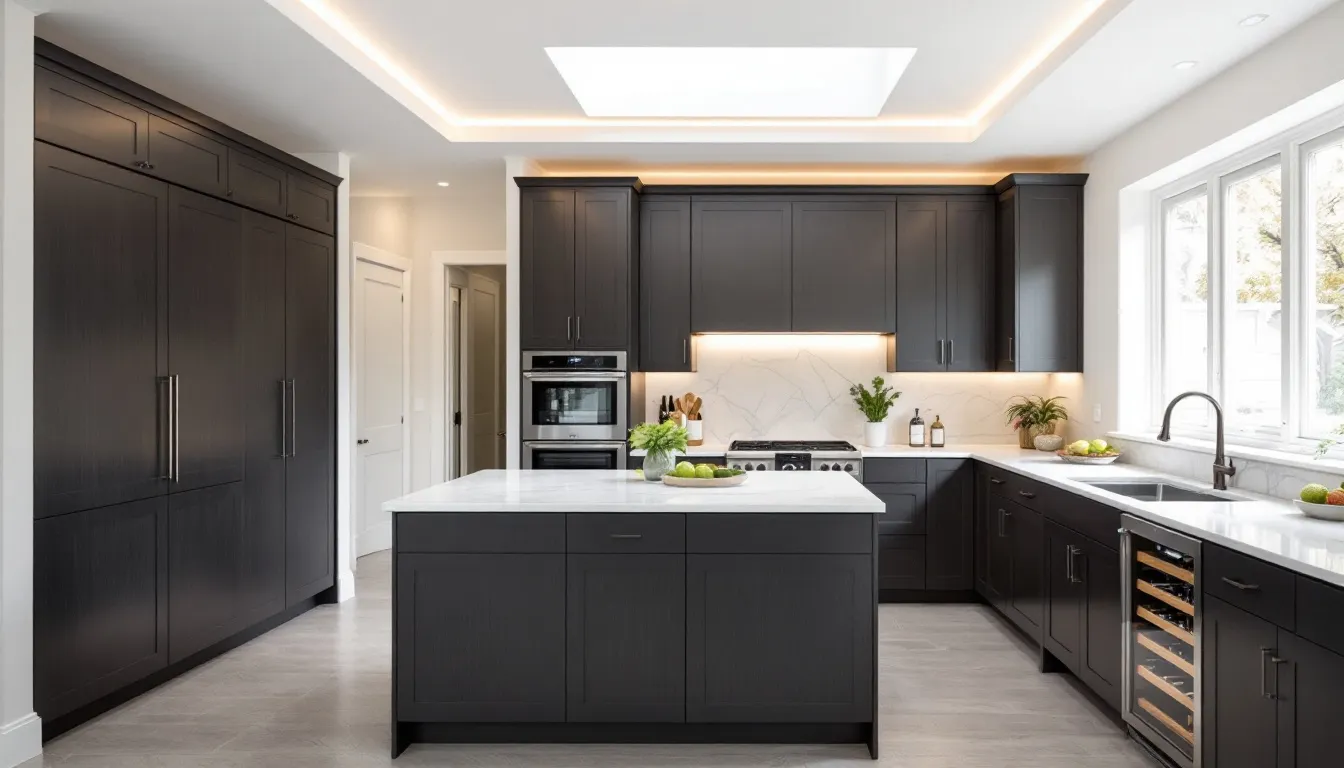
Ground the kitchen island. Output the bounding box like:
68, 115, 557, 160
385, 470, 884, 758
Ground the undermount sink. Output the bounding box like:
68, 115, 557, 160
1082, 480, 1245, 503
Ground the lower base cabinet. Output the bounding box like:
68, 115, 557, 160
687, 554, 873, 723
1006, 501, 1044, 639
567, 554, 685, 722
34, 497, 168, 720
1042, 521, 1121, 709
168, 483, 245, 663
1277, 631, 1344, 767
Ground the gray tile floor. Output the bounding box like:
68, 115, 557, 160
32, 551, 1156, 767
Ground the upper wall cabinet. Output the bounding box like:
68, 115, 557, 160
36, 66, 150, 167
691, 198, 792, 332
996, 175, 1086, 373
791, 199, 896, 333
640, 197, 695, 371
519, 182, 637, 351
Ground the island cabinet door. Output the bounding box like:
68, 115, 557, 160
566, 554, 686, 722
395, 553, 566, 722
686, 554, 873, 723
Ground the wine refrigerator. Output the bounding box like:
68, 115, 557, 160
1120, 514, 1201, 768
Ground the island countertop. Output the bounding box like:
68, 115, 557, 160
383, 469, 884, 514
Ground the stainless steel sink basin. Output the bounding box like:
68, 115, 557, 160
1082, 480, 1244, 503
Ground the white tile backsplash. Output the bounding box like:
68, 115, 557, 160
642, 335, 1064, 446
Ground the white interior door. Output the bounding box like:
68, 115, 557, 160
355, 258, 407, 556
466, 272, 502, 473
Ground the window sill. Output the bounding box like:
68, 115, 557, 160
1108, 431, 1344, 475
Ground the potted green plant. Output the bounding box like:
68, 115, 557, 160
850, 376, 902, 448
1004, 395, 1070, 449
629, 420, 689, 481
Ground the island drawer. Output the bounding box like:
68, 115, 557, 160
1205, 543, 1295, 629
688, 514, 872, 554
566, 514, 685, 553
1296, 575, 1344, 656
396, 513, 565, 553
863, 459, 926, 484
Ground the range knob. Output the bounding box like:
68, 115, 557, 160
819, 463, 830, 471
742, 464, 752, 471
844, 463, 854, 473
832, 463, 842, 471
756, 463, 767, 471
731, 463, 740, 470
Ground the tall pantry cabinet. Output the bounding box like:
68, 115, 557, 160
32, 42, 337, 734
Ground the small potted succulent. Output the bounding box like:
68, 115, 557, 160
629, 420, 689, 481
1004, 395, 1070, 450
850, 376, 902, 448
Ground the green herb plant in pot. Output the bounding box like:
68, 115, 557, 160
850, 376, 902, 448
630, 420, 689, 481
1004, 395, 1069, 450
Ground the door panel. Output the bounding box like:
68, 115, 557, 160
639, 198, 693, 371
286, 226, 336, 603
521, 188, 576, 349
573, 189, 630, 349
1203, 596, 1278, 768
35, 67, 149, 167
926, 459, 974, 590
1043, 521, 1082, 671
146, 115, 227, 195
567, 554, 686, 722
227, 148, 287, 217
791, 200, 895, 332
691, 199, 792, 332
1008, 501, 1044, 638
868, 482, 927, 535
34, 143, 168, 517
240, 211, 288, 624
996, 190, 1018, 370
895, 199, 945, 371
286, 173, 336, 234
1079, 536, 1122, 710
168, 187, 245, 492
356, 259, 406, 557
945, 199, 995, 371
467, 272, 503, 472
34, 497, 168, 720
1277, 631, 1344, 768
1016, 186, 1082, 372
168, 483, 245, 662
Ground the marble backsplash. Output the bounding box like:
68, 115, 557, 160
642, 335, 1069, 446
1108, 436, 1344, 500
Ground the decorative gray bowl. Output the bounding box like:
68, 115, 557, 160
1033, 434, 1065, 452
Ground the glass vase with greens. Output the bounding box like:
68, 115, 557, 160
630, 420, 689, 481
1004, 395, 1070, 449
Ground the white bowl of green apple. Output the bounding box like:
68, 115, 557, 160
1056, 439, 1121, 465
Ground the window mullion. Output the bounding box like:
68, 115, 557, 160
1284, 140, 1303, 443
1209, 172, 1224, 412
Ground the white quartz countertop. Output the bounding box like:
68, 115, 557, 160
863, 443, 1344, 588
383, 470, 884, 514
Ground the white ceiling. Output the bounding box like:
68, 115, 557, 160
30, 0, 1339, 196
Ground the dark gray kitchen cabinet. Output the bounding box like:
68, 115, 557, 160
34, 496, 167, 720
34, 143, 167, 518
285, 225, 336, 605
878, 535, 925, 590
925, 459, 974, 590
573, 189, 632, 350
167, 186, 245, 493
691, 199, 792, 332
1042, 522, 1121, 709
285, 172, 336, 235
869, 482, 926, 535
1044, 521, 1083, 670
791, 199, 895, 332
519, 184, 634, 351
168, 483, 245, 663
1007, 500, 1045, 639
1276, 631, 1344, 768
396, 553, 566, 722
1204, 595, 1279, 768
996, 176, 1085, 372
893, 197, 994, 372
639, 197, 693, 371
984, 495, 1014, 610
35, 66, 149, 168
686, 553, 872, 722
521, 188, 575, 349
227, 148, 287, 218
146, 115, 228, 196
567, 554, 686, 722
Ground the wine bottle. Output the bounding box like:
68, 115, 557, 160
658, 396, 668, 423
931, 415, 945, 448
909, 408, 925, 447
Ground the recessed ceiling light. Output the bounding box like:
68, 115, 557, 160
1240, 14, 1269, 26
436, 181, 450, 187
544, 47, 917, 118
1173, 60, 1198, 71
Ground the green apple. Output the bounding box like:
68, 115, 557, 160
1068, 440, 1091, 456
1302, 483, 1330, 504
694, 465, 715, 479
674, 461, 696, 478
1089, 439, 1109, 454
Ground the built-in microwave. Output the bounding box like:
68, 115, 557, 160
522, 351, 629, 442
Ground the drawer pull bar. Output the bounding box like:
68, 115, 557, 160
989, 477, 1005, 485
1018, 489, 1036, 499
1221, 577, 1260, 591
609, 534, 643, 540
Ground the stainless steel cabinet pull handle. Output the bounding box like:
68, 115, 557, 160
1222, 577, 1260, 591
1069, 546, 1083, 583
1018, 490, 1036, 499
989, 477, 1005, 485
171, 374, 180, 481
1260, 648, 1277, 699
279, 380, 289, 457
1008, 336, 1015, 364
289, 380, 297, 456
158, 376, 172, 479
567, 316, 572, 342
1269, 655, 1286, 701
1065, 544, 1073, 582
997, 509, 1008, 538
609, 533, 643, 540
948, 339, 955, 366
937, 339, 944, 365
576, 315, 582, 341
683, 338, 688, 364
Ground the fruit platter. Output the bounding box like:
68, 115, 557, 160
661, 461, 748, 488
1296, 482, 1344, 521
1055, 439, 1122, 465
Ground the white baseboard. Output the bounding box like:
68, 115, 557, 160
355, 522, 391, 558
336, 568, 357, 603
0, 712, 41, 768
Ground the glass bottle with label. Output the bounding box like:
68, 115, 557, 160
658, 396, 668, 423
908, 408, 926, 447
931, 415, 945, 448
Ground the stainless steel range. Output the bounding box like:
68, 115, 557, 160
726, 440, 863, 482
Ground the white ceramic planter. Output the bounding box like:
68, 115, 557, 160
863, 421, 888, 448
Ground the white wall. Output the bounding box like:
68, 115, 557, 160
1083, 2, 1344, 438
0, 3, 40, 765
349, 196, 411, 256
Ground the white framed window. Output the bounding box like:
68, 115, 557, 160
1151, 110, 1344, 452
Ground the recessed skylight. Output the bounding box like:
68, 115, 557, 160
544, 47, 916, 118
